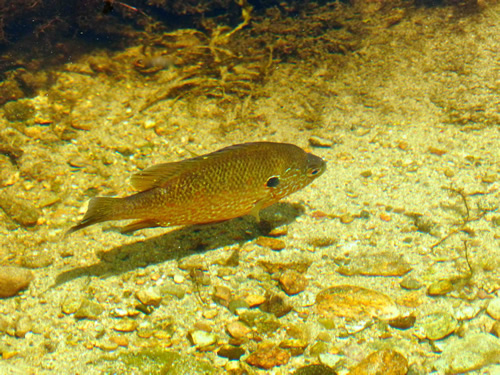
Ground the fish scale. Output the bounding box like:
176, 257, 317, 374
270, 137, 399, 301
67, 142, 326, 235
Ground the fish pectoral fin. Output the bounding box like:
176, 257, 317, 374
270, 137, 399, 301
120, 219, 161, 234
249, 199, 267, 223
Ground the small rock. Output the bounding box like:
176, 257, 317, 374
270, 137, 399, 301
293, 364, 338, 375
20, 251, 54, 269
239, 310, 281, 334
245, 294, 266, 307
228, 298, 250, 314
427, 279, 453, 296
246, 345, 291, 369
278, 338, 308, 356
279, 270, 308, 295
428, 146, 447, 156
74, 299, 104, 320
388, 314, 416, 330
360, 170, 372, 178
0, 195, 40, 227
213, 285, 232, 307
434, 333, 500, 373
316, 285, 399, 320
348, 349, 408, 375
160, 283, 186, 299
336, 251, 412, 277
113, 319, 138, 332
0, 266, 34, 298
173, 274, 185, 284
217, 344, 245, 360
454, 303, 481, 321
400, 276, 422, 290
226, 321, 251, 339
259, 294, 293, 318
490, 321, 500, 337
136, 288, 162, 306
486, 298, 500, 320
109, 335, 129, 347
96, 340, 119, 352
15, 316, 32, 338
188, 330, 217, 349
415, 312, 457, 340
309, 136, 333, 148
256, 236, 286, 251
268, 226, 288, 237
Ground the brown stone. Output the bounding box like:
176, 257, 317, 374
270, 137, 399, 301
256, 236, 286, 251
316, 285, 399, 320
246, 345, 291, 370
348, 349, 408, 375
0, 266, 34, 298
279, 270, 308, 296
226, 321, 251, 339
336, 251, 412, 277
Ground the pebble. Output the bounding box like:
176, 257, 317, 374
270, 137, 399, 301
293, 364, 337, 375
74, 299, 104, 320
347, 349, 408, 375
259, 294, 293, 318
245, 294, 266, 307
109, 335, 129, 347
0, 266, 34, 298
173, 274, 185, 284
246, 344, 291, 369
188, 330, 217, 349
160, 283, 186, 300
15, 316, 32, 338
486, 298, 500, 320
415, 312, 457, 340
96, 340, 119, 352
279, 270, 308, 295
278, 338, 308, 356
427, 279, 454, 296
388, 314, 416, 330
226, 321, 251, 339
136, 288, 162, 306
256, 236, 286, 251
434, 333, 500, 373
238, 310, 281, 334
454, 303, 481, 321
490, 321, 500, 337
113, 319, 138, 332
217, 344, 245, 360
316, 285, 400, 320
336, 252, 412, 277
399, 276, 422, 290
213, 285, 232, 307
309, 136, 333, 148
0, 195, 40, 227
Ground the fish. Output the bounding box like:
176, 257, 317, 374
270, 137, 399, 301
67, 142, 326, 235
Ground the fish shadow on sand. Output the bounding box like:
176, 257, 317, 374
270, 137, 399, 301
53, 202, 304, 287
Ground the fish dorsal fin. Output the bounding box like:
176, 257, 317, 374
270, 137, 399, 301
130, 143, 269, 191
130, 161, 189, 191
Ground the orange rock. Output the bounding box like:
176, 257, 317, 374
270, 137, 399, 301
348, 349, 408, 375
0, 266, 33, 298
246, 345, 290, 369
256, 237, 286, 251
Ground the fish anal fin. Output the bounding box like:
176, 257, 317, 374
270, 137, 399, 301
120, 219, 161, 234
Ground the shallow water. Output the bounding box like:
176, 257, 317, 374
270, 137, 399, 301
0, 1, 499, 374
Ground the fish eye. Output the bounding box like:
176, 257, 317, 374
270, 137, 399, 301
308, 168, 320, 176
266, 176, 280, 188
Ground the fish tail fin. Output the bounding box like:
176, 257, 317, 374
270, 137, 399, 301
66, 197, 123, 235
